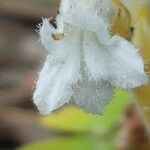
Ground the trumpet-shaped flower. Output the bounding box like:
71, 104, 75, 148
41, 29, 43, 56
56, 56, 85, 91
33, 0, 148, 115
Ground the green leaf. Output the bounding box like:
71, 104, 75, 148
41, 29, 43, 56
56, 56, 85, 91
17, 135, 116, 150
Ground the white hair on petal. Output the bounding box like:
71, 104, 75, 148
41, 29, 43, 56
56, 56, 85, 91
33, 0, 148, 115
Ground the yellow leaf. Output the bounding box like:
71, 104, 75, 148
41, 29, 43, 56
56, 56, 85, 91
39, 90, 129, 134
111, 0, 132, 41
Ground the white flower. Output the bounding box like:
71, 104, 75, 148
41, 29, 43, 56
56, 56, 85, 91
33, 0, 148, 115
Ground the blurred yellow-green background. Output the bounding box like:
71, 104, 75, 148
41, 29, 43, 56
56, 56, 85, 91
0, 0, 150, 150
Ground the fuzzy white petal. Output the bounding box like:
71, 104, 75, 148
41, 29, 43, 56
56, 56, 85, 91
96, 0, 115, 23
34, 25, 82, 115
83, 31, 148, 88
33, 0, 148, 115
63, 7, 111, 45
39, 19, 67, 58
33, 56, 65, 115
108, 36, 148, 88
72, 80, 112, 114
33, 54, 80, 115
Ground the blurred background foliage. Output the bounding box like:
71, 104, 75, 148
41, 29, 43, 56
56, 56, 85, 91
0, 0, 149, 150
